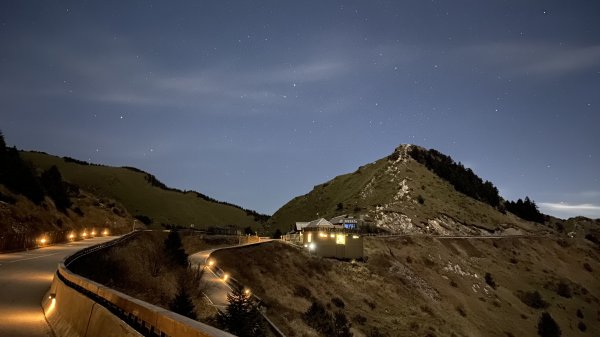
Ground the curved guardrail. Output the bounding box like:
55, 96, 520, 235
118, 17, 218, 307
53, 231, 235, 337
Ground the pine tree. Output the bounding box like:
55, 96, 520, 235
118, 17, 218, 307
333, 311, 353, 337
169, 282, 196, 319
41, 165, 71, 211
217, 287, 265, 337
164, 231, 188, 267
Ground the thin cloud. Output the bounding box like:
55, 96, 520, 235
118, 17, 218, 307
457, 42, 600, 78
539, 202, 600, 219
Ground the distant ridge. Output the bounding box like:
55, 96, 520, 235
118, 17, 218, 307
22, 151, 269, 229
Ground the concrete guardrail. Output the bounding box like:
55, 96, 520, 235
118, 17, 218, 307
42, 231, 235, 337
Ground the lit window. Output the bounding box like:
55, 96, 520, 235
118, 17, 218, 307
336, 234, 346, 245
319, 232, 328, 238
307, 233, 312, 243
352, 235, 360, 239
330, 233, 335, 238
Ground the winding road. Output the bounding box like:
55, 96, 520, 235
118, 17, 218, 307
0, 236, 118, 337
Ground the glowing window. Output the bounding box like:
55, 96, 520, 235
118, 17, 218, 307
336, 234, 346, 245
307, 233, 312, 243
319, 232, 328, 238
330, 233, 335, 238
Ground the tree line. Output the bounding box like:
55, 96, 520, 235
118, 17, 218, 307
0, 131, 72, 211
407, 147, 501, 207
407, 147, 546, 223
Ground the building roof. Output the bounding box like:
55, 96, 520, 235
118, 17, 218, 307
306, 218, 334, 229
295, 222, 310, 231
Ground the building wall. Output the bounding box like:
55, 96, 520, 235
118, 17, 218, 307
302, 231, 363, 259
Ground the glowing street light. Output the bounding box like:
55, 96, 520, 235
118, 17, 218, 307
40, 238, 47, 245
222, 273, 229, 282
208, 259, 215, 267
68, 233, 75, 240
102, 229, 109, 236
244, 288, 251, 297
82, 232, 88, 238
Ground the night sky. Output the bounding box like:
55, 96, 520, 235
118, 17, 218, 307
1, 1, 599, 219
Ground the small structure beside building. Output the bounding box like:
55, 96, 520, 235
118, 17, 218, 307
294, 216, 364, 259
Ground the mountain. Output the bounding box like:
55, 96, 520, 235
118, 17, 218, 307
21, 151, 268, 229
269, 144, 545, 235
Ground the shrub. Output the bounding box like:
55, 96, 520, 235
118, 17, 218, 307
577, 321, 586, 332
537, 312, 561, 337
353, 314, 367, 325
293, 285, 312, 299
518, 291, 548, 309
333, 311, 353, 337
331, 297, 345, 308
556, 281, 572, 298
450, 280, 458, 288
485, 272, 497, 289
576, 309, 584, 318
456, 304, 467, 317
417, 195, 425, 204
583, 262, 593, 272
368, 327, 389, 337
303, 301, 333, 335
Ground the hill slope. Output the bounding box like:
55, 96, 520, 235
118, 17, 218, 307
270, 144, 540, 234
213, 237, 599, 337
21, 151, 266, 229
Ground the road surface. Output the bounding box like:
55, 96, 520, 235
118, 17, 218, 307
0, 236, 118, 337
189, 240, 273, 311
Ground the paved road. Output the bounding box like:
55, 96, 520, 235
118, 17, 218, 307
0, 236, 118, 337
189, 240, 273, 311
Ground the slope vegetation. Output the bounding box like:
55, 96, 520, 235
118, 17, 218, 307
22, 151, 266, 229
270, 144, 539, 234
212, 238, 600, 337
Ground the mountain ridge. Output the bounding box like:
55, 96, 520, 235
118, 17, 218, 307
269, 144, 558, 235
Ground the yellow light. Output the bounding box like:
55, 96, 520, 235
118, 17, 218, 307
91, 231, 96, 236
102, 229, 109, 235
40, 238, 47, 244
319, 232, 327, 237
336, 234, 346, 245
208, 259, 215, 267
307, 233, 312, 243
352, 235, 360, 239
222, 273, 229, 282
330, 233, 335, 238
244, 288, 251, 296
69, 233, 75, 239
82, 232, 87, 237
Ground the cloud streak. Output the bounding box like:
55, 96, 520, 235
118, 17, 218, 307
456, 42, 600, 78
539, 202, 600, 219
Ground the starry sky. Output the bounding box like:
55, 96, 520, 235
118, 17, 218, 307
1, 1, 599, 219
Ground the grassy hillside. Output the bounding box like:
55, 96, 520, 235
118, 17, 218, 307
269, 144, 539, 234
213, 238, 600, 337
21, 151, 266, 229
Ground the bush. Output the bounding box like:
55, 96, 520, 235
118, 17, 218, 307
518, 291, 548, 309
485, 272, 497, 289
217, 287, 266, 337
417, 195, 425, 204
583, 262, 593, 272
353, 314, 367, 325
576, 309, 584, 318
303, 301, 333, 335
331, 297, 345, 308
556, 281, 571, 298
537, 312, 561, 337
293, 285, 312, 299
577, 321, 586, 332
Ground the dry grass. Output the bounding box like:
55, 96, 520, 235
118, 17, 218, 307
212, 238, 600, 337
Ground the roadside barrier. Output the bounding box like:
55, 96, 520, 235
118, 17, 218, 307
43, 231, 235, 337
